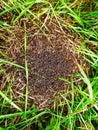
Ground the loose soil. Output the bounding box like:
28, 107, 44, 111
0, 19, 87, 109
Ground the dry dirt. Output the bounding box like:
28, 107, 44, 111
0, 19, 88, 110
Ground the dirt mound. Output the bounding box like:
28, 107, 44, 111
27, 38, 78, 109
0, 19, 86, 109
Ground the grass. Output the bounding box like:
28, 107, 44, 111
0, 0, 98, 129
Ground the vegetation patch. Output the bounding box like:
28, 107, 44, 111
0, 0, 98, 129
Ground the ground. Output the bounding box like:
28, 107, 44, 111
0, 18, 86, 110
0, 0, 98, 129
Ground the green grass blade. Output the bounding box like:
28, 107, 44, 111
0, 91, 22, 112
0, 6, 18, 16
13, 0, 36, 23
0, 58, 24, 69
67, 6, 84, 27
77, 64, 93, 101
24, 21, 29, 111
